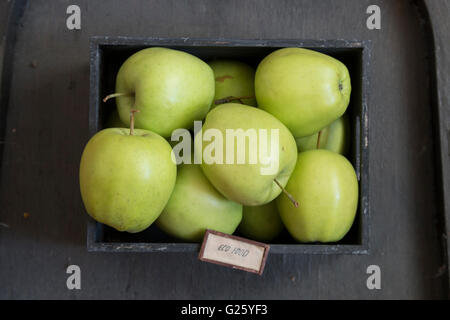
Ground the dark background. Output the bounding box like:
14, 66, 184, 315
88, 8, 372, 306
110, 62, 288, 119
0, 0, 449, 299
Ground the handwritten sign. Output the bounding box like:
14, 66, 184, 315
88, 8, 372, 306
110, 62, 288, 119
198, 230, 270, 275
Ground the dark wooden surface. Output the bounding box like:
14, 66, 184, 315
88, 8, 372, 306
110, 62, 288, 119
0, 0, 448, 299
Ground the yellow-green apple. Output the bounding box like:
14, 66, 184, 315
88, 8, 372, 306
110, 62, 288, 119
156, 164, 242, 242
295, 114, 350, 154
277, 149, 358, 242
208, 60, 256, 107
107, 47, 215, 138
79, 112, 177, 233
194, 103, 298, 206
238, 200, 284, 241
255, 47, 351, 137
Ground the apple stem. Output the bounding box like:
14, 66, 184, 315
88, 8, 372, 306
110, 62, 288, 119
103, 92, 133, 103
214, 95, 254, 105
274, 178, 299, 208
129, 109, 140, 136
317, 130, 322, 149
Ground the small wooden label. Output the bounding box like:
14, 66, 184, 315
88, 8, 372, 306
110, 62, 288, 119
198, 229, 270, 275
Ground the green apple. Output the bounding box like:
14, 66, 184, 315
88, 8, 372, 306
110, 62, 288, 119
105, 109, 127, 128
277, 149, 358, 242
156, 164, 242, 242
112, 47, 215, 138
208, 60, 256, 107
238, 200, 284, 241
255, 47, 351, 137
295, 113, 350, 154
79, 120, 177, 233
194, 103, 298, 206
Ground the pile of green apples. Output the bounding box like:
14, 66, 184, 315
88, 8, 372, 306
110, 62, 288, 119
80, 46, 359, 244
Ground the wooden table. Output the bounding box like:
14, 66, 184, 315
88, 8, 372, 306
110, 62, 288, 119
0, 0, 448, 299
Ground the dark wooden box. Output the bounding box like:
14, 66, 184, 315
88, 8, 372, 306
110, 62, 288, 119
87, 37, 370, 254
